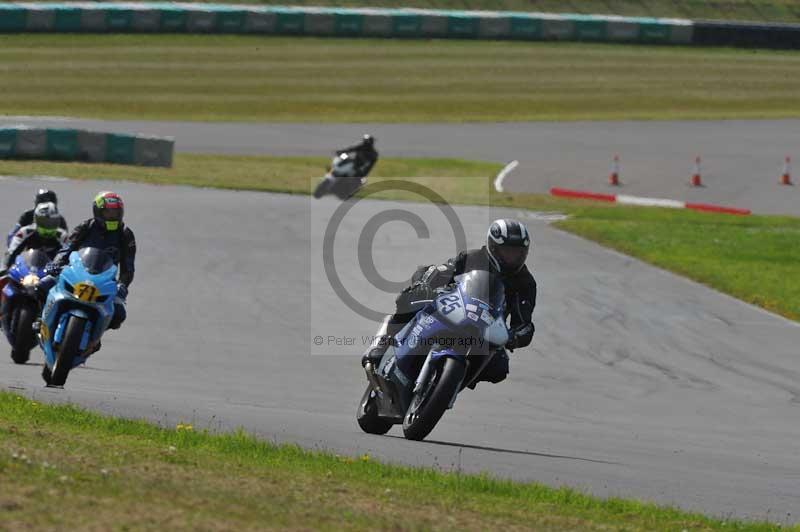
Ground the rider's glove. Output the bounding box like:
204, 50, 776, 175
36, 275, 57, 303
116, 283, 128, 301
506, 323, 534, 351
395, 282, 435, 315
43, 263, 61, 278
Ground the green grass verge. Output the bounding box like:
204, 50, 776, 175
0, 154, 504, 196
6, 154, 800, 321
554, 207, 800, 321
21, 0, 800, 23
2, 35, 800, 122
0, 390, 790, 530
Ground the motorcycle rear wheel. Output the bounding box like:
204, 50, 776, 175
356, 384, 394, 435
11, 304, 36, 364
402, 357, 465, 441
49, 316, 85, 387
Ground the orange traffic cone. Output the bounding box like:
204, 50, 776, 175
609, 155, 620, 186
690, 156, 703, 187
780, 156, 792, 185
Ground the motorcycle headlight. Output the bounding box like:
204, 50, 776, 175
22, 274, 40, 287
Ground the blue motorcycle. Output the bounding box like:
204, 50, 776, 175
40, 248, 118, 387
358, 269, 510, 441
1, 249, 50, 364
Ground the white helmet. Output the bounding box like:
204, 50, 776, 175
486, 219, 530, 274
34, 202, 60, 239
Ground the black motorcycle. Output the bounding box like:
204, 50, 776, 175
313, 151, 370, 200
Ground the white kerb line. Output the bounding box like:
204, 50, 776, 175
493, 160, 519, 193
616, 195, 686, 209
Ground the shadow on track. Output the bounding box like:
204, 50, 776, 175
387, 435, 620, 465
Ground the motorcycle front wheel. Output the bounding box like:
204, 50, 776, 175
11, 303, 36, 364
402, 357, 465, 441
49, 316, 86, 387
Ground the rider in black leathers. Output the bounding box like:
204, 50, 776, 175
43, 191, 136, 331
363, 219, 536, 386
336, 134, 379, 178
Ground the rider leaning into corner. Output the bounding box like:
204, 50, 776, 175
337, 134, 379, 178
7, 188, 68, 247
41, 191, 136, 332
362, 218, 536, 388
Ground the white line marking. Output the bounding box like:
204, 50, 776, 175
616, 195, 685, 209
493, 160, 519, 193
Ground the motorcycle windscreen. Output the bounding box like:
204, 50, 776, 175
77, 247, 115, 275
20, 249, 50, 271
456, 270, 508, 346
454, 270, 505, 315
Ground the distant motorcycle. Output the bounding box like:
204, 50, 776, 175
313, 151, 369, 200
357, 270, 510, 441
1, 249, 49, 364
39, 248, 119, 387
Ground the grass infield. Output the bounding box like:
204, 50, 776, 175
2, 35, 800, 122
0, 390, 791, 530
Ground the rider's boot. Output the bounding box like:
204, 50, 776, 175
468, 349, 510, 390
361, 315, 392, 368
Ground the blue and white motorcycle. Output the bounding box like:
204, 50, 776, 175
357, 269, 510, 441
39, 248, 118, 387
1, 249, 50, 364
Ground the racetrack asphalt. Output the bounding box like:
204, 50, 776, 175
3, 116, 800, 215
2, 173, 800, 523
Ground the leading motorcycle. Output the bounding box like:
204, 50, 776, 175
0, 249, 49, 364
313, 151, 368, 200
357, 270, 510, 441
39, 248, 119, 387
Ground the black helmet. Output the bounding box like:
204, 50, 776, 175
362, 134, 375, 147
35, 188, 58, 206
486, 219, 530, 274
93, 191, 124, 231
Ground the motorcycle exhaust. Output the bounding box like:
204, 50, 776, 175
364, 362, 389, 398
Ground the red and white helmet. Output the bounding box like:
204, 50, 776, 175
93, 191, 124, 231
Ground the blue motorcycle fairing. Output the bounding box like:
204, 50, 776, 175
2, 250, 49, 345
387, 271, 508, 390
7, 250, 48, 285
40, 250, 118, 370
9, 254, 33, 282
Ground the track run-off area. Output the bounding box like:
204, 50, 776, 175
2, 118, 800, 523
